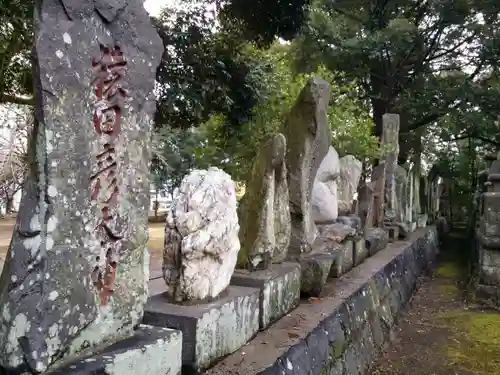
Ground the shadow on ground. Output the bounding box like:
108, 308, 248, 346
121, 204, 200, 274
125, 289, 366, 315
371, 232, 500, 375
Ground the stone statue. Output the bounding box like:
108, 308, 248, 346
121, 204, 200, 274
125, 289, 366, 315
238, 133, 291, 270
0, 0, 162, 372
337, 155, 362, 215
282, 78, 332, 257
311, 146, 340, 223
163, 167, 240, 302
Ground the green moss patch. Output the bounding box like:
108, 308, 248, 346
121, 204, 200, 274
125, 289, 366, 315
438, 309, 500, 374
435, 262, 462, 279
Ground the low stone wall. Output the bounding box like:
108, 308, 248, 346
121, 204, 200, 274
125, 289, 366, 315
205, 227, 439, 375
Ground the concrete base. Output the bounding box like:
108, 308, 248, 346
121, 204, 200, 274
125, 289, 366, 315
143, 286, 259, 372
417, 214, 428, 228
300, 252, 337, 297
386, 226, 400, 242
231, 262, 301, 329
330, 240, 354, 277
353, 236, 368, 266
47, 325, 182, 375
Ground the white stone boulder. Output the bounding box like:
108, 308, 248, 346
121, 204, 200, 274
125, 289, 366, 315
311, 146, 340, 222
163, 167, 240, 302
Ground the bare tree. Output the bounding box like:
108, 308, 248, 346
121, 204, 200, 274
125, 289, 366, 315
0, 104, 31, 215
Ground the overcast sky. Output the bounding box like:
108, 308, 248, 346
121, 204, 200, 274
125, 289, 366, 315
144, 0, 175, 16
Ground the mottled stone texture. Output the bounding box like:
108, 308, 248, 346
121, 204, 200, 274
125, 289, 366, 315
163, 167, 240, 302
253, 228, 439, 375
0, 1, 162, 373
311, 146, 340, 223
338, 155, 363, 215
238, 133, 291, 270
282, 78, 332, 257
477, 159, 500, 302
381, 114, 400, 223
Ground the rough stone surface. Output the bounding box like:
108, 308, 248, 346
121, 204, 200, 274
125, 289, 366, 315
353, 237, 368, 266
163, 167, 240, 302
311, 146, 340, 223
282, 78, 332, 257
238, 133, 291, 270
203, 228, 439, 375
231, 262, 301, 329
143, 286, 259, 372
49, 325, 182, 375
300, 253, 337, 297
316, 222, 355, 243
336, 215, 362, 233
338, 155, 363, 215
0, 1, 162, 373
365, 228, 389, 256
330, 240, 354, 277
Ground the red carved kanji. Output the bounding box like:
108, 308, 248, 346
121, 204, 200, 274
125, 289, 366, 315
90, 44, 128, 306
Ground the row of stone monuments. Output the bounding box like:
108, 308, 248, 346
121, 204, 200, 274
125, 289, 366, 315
0, 2, 433, 374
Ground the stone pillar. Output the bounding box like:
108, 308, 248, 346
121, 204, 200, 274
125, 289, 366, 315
381, 114, 400, 225
0, 1, 164, 373
282, 78, 332, 257
477, 158, 500, 302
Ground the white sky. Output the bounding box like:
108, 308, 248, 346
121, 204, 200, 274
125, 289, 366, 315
143, 0, 176, 16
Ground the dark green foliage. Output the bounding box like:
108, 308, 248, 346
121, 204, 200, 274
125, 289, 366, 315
221, 0, 310, 46
153, 6, 267, 132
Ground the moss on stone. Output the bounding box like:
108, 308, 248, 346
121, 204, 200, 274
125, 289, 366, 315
435, 262, 461, 279
438, 309, 500, 374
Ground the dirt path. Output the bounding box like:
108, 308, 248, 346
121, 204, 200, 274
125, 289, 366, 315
371, 256, 500, 375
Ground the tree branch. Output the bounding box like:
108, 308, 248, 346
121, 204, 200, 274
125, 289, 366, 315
0, 94, 34, 106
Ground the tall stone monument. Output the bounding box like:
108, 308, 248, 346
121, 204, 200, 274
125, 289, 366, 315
381, 113, 400, 223
237, 133, 291, 270
477, 157, 500, 303
282, 78, 332, 257
0, 1, 182, 374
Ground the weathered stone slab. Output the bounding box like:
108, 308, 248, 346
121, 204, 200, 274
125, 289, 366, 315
353, 236, 368, 266
365, 228, 389, 256
330, 240, 354, 277
282, 78, 332, 257
231, 262, 301, 329
49, 325, 182, 375
300, 253, 337, 296
238, 133, 291, 269
417, 214, 428, 228
143, 286, 259, 372
0, 1, 162, 373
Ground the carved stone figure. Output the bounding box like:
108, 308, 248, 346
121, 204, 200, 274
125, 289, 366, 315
163, 167, 240, 302
238, 133, 291, 270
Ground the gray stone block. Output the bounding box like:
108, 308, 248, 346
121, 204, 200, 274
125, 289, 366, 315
300, 253, 337, 296
231, 262, 301, 329
48, 325, 182, 375
143, 286, 259, 372
330, 240, 354, 277
386, 226, 399, 242
365, 228, 389, 256
353, 236, 368, 266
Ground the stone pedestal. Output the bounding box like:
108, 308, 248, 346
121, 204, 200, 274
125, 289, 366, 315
365, 228, 389, 256
330, 239, 354, 277
353, 236, 368, 266
300, 252, 338, 296
49, 326, 182, 375
143, 286, 259, 372
386, 226, 400, 242
417, 214, 428, 228
231, 263, 301, 329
